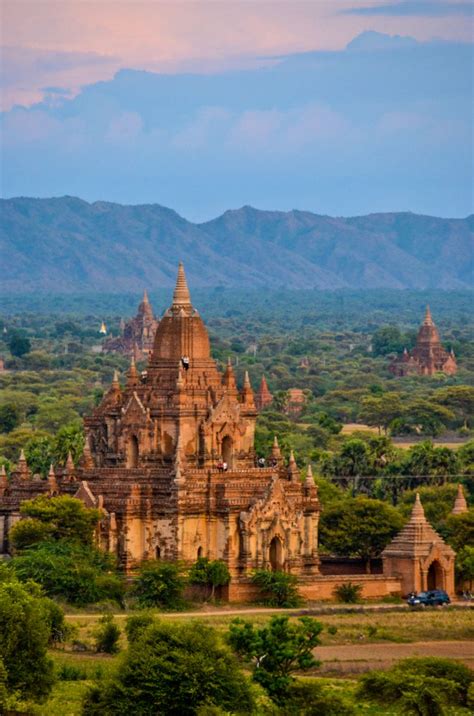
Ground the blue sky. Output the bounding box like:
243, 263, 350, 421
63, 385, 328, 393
1, 1, 472, 220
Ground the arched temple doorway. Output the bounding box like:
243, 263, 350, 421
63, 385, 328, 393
222, 435, 233, 468
269, 536, 284, 572
127, 435, 139, 468
427, 560, 444, 590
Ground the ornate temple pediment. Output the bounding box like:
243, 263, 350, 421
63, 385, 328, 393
240, 476, 302, 533
122, 391, 147, 423
205, 394, 242, 431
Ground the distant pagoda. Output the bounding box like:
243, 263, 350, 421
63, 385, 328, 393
103, 290, 158, 361
255, 375, 273, 411
389, 306, 457, 377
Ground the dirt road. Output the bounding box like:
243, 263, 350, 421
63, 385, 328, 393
318, 640, 474, 674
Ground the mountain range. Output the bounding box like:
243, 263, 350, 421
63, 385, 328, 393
1, 197, 472, 293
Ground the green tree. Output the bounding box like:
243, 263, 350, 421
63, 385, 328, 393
53, 423, 84, 466
9, 518, 53, 551
228, 615, 322, 700
455, 546, 474, 590
372, 326, 405, 356
435, 386, 474, 429
83, 621, 254, 715
319, 497, 405, 573
445, 510, 474, 552
8, 332, 31, 358
132, 560, 186, 609
24, 435, 54, 477
251, 569, 302, 607
391, 401, 454, 438
188, 557, 231, 601
405, 441, 459, 484
0, 403, 20, 434
279, 681, 355, 716
0, 577, 55, 701
359, 393, 402, 434
11, 541, 124, 606
17, 495, 101, 545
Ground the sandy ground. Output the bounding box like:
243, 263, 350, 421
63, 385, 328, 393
317, 640, 474, 674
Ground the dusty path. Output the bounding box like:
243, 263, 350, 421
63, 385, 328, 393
317, 640, 474, 674
69, 602, 473, 620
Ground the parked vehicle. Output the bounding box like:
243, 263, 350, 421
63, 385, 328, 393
407, 590, 450, 607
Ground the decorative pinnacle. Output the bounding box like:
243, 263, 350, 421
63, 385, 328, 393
305, 463, 314, 485
128, 356, 138, 384
452, 483, 468, 515
271, 435, 281, 458
424, 305, 434, 326
66, 451, 75, 473
112, 369, 120, 388
410, 492, 426, 522
172, 263, 191, 306
48, 463, 55, 478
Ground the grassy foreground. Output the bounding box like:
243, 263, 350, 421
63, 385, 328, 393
29, 607, 473, 716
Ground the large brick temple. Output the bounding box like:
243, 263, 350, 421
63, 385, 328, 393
0, 267, 459, 600
0, 265, 320, 598
389, 306, 457, 377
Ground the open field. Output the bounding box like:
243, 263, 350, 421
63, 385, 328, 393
65, 604, 474, 648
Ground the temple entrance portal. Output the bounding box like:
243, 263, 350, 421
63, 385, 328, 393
127, 435, 139, 468
269, 536, 284, 571
427, 560, 443, 590
222, 435, 233, 468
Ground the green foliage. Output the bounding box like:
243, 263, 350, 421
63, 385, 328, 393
228, 615, 322, 700
390, 402, 455, 438
8, 331, 31, 357
251, 569, 302, 607
445, 510, 474, 551
455, 546, 474, 588
0, 403, 20, 433
132, 560, 186, 609
333, 582, 362, 603
53, 423, 84, 466
0, 576, 56, 701
83, 621, 255, 715
435, 386, 474, 428
9, 517, 53, 550
188, 557, 231, 600
17, 494, 101, 546
372, 326, 407, 356
24, 434, 54, 477
358, 657, 473, 715
125, 613, 155, 643
398, 485, 459, 533
279, 680, 355, 715
319, 497, 405, 571
360, 393, 402, 433
93, 615, 121, 654
11, 540, 124, 606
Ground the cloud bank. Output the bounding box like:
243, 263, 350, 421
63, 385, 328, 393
1, 32, 472, 220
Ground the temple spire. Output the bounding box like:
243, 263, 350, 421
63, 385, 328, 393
224, 358, 237, 393
452, 484, 468, 515
424, 305, 434, 326
410, 493, 426, 523
242, 370, 255, 407
0, 464, 7, 492
288, 450, 299, 482
172, 263, 192, 307
305, 463, 314, 487
127, 356, 139, 387
271, 435, 281, 459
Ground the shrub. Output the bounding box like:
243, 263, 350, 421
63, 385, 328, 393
125, 613, 154, 643
9, 518, 53, 551
83, 621, 255, 715
358, 657, 473, 714
11, 540, 124, 606
57, 663, 88, 681
0, 578, 55, 701
251, 569, 303, 607
188, 557, 231, 600
93, 615, 121, 654
334, 582, 362, 603
279, 680, 355, 715
132, 560, 186, 609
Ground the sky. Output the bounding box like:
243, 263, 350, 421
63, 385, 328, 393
1, 0, 473, 220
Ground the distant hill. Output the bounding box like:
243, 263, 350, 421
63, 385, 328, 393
1, 197, 472, 292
